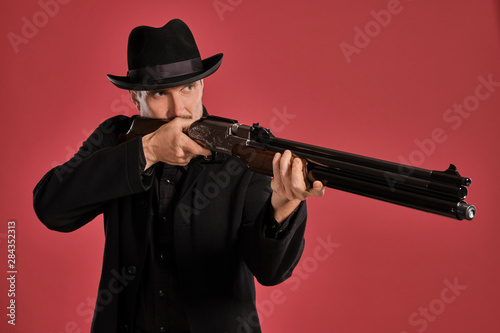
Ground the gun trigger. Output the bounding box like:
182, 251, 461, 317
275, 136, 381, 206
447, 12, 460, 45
206, 151, 223, 161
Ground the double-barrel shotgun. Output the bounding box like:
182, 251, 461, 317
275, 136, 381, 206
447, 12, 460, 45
119, 115, 476, 221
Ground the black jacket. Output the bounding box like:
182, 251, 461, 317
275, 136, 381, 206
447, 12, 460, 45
33, 115, 307, 333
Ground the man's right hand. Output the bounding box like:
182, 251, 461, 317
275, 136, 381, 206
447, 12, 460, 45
141, 117, 212, 170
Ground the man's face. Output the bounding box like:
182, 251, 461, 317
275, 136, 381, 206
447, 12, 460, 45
130, 80, 204, 120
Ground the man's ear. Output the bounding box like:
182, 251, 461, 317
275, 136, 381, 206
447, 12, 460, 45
199, 79, 204, 97
129, 90, 140, 111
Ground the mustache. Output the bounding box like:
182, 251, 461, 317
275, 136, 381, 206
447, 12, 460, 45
165, 114, 193, 121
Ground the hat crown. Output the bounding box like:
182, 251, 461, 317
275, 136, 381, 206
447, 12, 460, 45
107, 19, 222, 90
127, 19, 201, 70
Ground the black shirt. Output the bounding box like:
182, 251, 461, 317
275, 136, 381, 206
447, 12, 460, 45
135, 163, 190, 333
134, 156, 289, 333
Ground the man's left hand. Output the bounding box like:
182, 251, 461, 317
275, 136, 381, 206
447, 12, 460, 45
271, 150, 325, 223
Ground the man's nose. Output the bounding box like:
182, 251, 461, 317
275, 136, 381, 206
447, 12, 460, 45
167, 93, 185, 118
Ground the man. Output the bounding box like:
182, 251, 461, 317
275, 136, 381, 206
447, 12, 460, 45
34, 19, 324, 333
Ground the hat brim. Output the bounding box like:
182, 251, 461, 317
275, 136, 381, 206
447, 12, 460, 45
107, 53, 223, 90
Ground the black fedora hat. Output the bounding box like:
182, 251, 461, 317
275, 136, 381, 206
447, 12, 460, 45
107, 19, 223, 90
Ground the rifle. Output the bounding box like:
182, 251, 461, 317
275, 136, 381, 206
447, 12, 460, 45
119, 115, 476, 221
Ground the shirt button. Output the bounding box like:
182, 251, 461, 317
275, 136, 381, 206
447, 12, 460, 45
158, 289, 165, 297
160, 327, 167, 332
162, 216, 167, 221
127, 266, 136, 275
160, 253, 165, 260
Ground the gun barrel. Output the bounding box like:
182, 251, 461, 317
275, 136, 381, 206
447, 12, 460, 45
247, 131, 475, 220
308, 165, 475, 220
263, 137, 470, 187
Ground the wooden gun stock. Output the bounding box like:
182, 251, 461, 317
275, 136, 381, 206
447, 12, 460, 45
118, 117, 168, 143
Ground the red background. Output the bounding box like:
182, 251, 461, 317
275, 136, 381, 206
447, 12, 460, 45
2, 0, 500, 332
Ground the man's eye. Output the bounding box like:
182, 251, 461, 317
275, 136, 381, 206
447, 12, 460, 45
154, 91, 165, 96
183, 84, 194, 91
